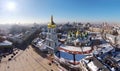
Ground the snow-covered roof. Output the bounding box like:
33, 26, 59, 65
32, 37, 40, 43
106, 34, 120, 44
59, 45, 93, 54
38, 44, 47, 50
106, 36, 115, 44
113, 53, 120, 62
95, 36, 102, 40
88, 61, 98, 71
81, 56, 110, 71
60, 45, 91, 52
35, 41, 54, 50
100, 44, 113, 53
0, 40, 12, 46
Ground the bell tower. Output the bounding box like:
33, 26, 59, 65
46, 15, 58, 52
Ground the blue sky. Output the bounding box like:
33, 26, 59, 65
0, 0, 120, 24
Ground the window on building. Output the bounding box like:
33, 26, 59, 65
49, 43, 51, 46
55, 42, 57, 46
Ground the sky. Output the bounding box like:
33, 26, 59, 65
0, 0, 120, 24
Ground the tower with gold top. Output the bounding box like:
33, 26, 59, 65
48, 15, 56, 28
46, 15, 58, 52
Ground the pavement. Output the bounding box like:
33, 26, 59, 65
0, 45, 62, 71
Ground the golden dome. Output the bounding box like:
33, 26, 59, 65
48, 15, 56, 28
76, 30, 80, 37
76, 30, 80, 35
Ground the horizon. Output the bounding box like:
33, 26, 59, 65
0, 0, 120, 24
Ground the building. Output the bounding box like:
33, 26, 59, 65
93, 43, 120, 71
0, 36, 13, 54
54, 28, 94, 70
32, 16, 59, 53
45, 16, 58, 53
0, 36, 12, 48
80, 56, 110, 71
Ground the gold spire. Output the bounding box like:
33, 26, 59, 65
51, 15, 53, 23
48, 15, 56, 28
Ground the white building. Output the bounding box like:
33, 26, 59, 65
45, 16, 58, 53
0, 40, 12, 47
80, 56, 110, 71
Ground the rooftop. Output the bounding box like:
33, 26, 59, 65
82, 56, 109, 71
0, 46, 62, 71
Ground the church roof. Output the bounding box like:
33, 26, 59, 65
48, 15, 56, 28
76, 30, 80, 37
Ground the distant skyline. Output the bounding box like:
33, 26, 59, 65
0, 0, 120, 24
